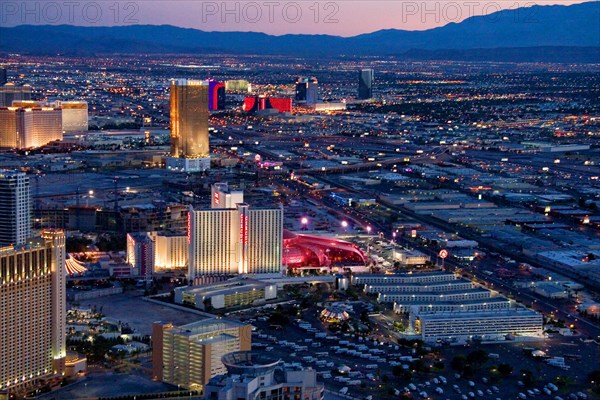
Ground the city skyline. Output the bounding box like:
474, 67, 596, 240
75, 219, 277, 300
0, 0, 598, 397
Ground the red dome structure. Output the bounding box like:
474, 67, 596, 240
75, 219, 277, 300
283, 230, 366, 269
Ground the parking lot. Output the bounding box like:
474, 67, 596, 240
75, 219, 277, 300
243, 301, 599, 400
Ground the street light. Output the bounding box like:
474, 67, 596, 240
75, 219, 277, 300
366, 226, 372, 235
341, 220, 348, 228
301, 217, 308, 230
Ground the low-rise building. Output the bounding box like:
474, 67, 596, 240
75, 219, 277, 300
378, 288, 491, 304
351, 271, 456, 286
174, 278, 277, 310
392, 248, 430, 266
365, 279, 472, 294
393, 296, 512, 314
204, 351, 324, 400
416, 308, 543, 343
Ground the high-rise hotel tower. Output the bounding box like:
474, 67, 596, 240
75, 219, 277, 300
188, 184, 283, 278
166, 79, 210, 172
0, 230, 66, 394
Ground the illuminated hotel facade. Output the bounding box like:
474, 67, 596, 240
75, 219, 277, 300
166, 79, 210, 172
0, 104, 62, 149
188, 204, 283, 278
0, 230, 66, 394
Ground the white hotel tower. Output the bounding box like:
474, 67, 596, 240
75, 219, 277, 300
188, 183, 283, 278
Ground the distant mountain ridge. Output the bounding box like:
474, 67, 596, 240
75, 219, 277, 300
0, 2, 599, 60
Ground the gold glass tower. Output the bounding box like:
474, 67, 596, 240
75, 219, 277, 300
170, 79, 209, 159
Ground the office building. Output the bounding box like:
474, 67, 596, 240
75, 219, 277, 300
175, 278, 277, 310
0, 67, 6, 85
0, 230, 66, 394
211, 182, 244, 209
152, 319, 251, 391
0, 105, 62, 149
358, 68, 374, 100
204, 351, 324, 400
415, 308, 544, 343
0, 83, 32, 107
166, 79, 210, 172
188, 203, 283, 278
56, 100, 88, 132
208, 80, 226, 111
0, 170, 30, 246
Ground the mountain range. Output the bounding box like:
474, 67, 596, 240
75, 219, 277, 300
0, 2, 599, 61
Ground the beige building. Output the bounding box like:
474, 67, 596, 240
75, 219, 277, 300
151, 232, 188, 271
56, 101, 88, 132
152, 319, 251, 391
0, 230, 66, 394
0, 105, 62, 149
188, 203, 283, 277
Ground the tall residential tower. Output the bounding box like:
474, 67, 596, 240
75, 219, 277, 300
0, 170, 31, 246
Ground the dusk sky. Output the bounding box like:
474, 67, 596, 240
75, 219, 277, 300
1, 0, 594, 36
